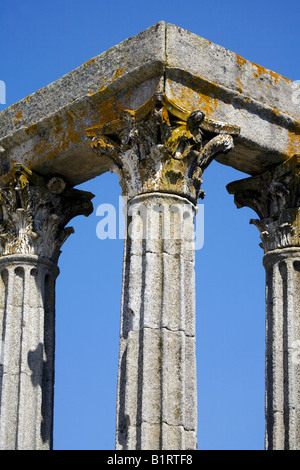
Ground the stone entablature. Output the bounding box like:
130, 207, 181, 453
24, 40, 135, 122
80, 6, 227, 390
0, 23, 299, 187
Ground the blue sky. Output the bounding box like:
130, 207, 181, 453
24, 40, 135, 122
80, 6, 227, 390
0, 0, 299, 450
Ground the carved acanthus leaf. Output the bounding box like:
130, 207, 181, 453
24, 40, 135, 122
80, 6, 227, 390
0, 164, 94, 262
227, 155, 300, 252
86, 93, 240, 202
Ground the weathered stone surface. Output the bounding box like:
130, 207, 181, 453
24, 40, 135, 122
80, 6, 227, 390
86, 88, 236, 448
0, 166, 94, 450
227, 155, 300, 450
1, 22, 299, 451
264, 249, 300, 450
0, 22, 166, 185
166, 24, 300, 174
116, 194, 197, 450
0, 164, 94, 263
87, 93, 239, 203
0, 255, 58, 450
0, 22, 299, 186
166, 25, 299, 119
227, 155, 300, 253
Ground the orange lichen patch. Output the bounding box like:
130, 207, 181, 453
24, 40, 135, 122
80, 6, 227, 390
97, 97, 122, 125
252, 63, 267, 79
123, 89, 133, 101
113, 68, 125, 81
252, 62, 293, 86
14, 110, 23, 124
235, 51, 292, 87
236, 77, 243, 93
269, 70, 279, 84
97, 78, 108, 94
45, 111, 86, 155
271, 107, 281, 117
286, 130, 300, 156
166, 77, 219, 118
83, 57, 96, 67
22, 112, 87, 169
25, 123, 39, 136
21, 95, 127, 169
235, 54, 247, 67
270, 69, 293, 85
199, 91, 219, 116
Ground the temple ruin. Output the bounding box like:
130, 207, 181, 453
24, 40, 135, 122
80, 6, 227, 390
0, 22, 299, 450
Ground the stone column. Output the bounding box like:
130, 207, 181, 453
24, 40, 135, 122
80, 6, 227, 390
117, 192, 197, 450
87, 93, 240, 450
0, 164, 94, 450
227, 155, 300, 450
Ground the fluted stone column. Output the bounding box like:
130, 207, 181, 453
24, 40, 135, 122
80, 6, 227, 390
87, 92, 240, 449
0, 164, 93, 450
117, 192, 197, 449
227, 155, 300, 450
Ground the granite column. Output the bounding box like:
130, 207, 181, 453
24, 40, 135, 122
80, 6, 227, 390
227, 155, 300, 450
0, 164, 94, 450
87, 93, 240, 449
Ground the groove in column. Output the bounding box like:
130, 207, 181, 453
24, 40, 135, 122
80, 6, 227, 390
116, 195, 197, 450
292, 260, 300, 450
0, 269, 8, 420
269, 262, 284, 450
136, 239, 146, 449
41, 270, 56, 448
17, 266, 36, 449
291, 260, 300, 449
273, 262, 284, 450
14, 266, 25, 449
265, 264, 274, 449
279, 261, 289, 449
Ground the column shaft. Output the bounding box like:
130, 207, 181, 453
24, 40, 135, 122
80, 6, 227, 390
0, 255, 58, 450
264, 248, 300, 450
227, 156, 300, 450
0, 164, 94, 450
116, 193, 197, 450
87, 93, 239, 450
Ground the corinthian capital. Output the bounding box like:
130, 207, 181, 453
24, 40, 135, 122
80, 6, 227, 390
0, 164, 94, 262
86, 93, 240, 202
227, 155, 300, 252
